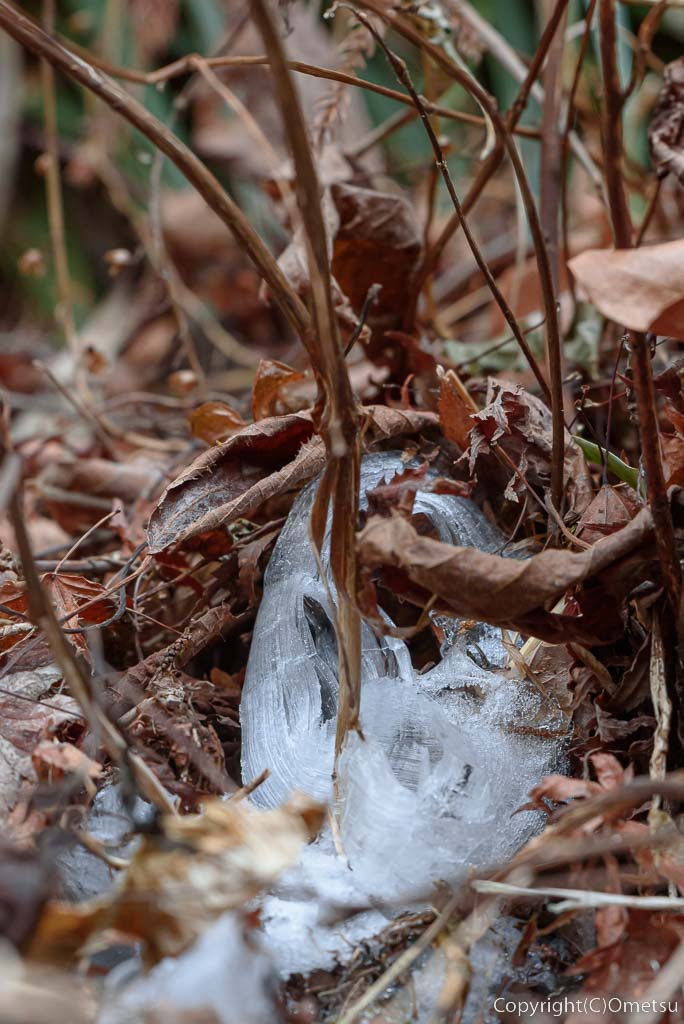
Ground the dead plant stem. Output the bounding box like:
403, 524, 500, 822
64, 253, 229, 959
599, 0, 680, 627
351, 8, 552, 405
357, 0, 566, 509
40, 0, 79, 367
249, 0, 362, 756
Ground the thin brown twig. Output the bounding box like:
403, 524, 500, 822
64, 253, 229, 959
5, 473, 176, 816
412, 0, 574, 311
348, 7, 552, 405
561, 0, 598, 308
540, 0, 568, 295
39, 0, 79, 369
356, 0, 566, 509
598, 0, 681, 746
33, 25, 541, 140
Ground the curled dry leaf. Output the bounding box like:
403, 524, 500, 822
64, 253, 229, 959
189, 401, 245, 445
28, 792, 324, 965
649, 56, 684, 185
330, 182, 422, 340
147, 406, 437, 553
468, 380, 592, 512
569, 239, 684, 337
357, 506, 654, 644
147, 413, 317, 553
251, 358, 308, 420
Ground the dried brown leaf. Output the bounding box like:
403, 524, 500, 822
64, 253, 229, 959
468, 380, 592, 511
251, 358, 308, 421
578, 485, 640, 545
569, 239, 684, 337
147, 413, 317, 552
28, 792, 324, 965
189, 401, 245, 445
437, 368, 474, 451
331, 182, 422, 334
357, 506, 654, 644
147, 407, 437, 552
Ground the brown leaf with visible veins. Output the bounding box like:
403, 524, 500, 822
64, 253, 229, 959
357, 506, 653, 644
468, 380, 592, 511
147, 413, 316, 553
147, 407, 437, 553
649, 56, 684, 185
578, 485, 640, 544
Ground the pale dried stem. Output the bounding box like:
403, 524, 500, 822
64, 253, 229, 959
40, 0, 80, 370
249, 0, 362, 756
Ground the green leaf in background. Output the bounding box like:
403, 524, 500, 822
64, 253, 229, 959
573, 436, 640, 490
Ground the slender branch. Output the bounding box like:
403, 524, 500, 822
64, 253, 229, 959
14, 3, 542, 141
40, 0, 79, 364
349, 7, 551, 404
540, 0, 568, 294
0, 0, 311, 345
600, 1, 633, 242
356, 0, 566, 509
562, 0, 598, 307
411, 0, 570, 308
599, 1, 680, 634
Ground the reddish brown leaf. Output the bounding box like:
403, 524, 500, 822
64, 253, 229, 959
251, 359, 308, 421
468, 380, 592, 511
330, 182, 422, 338
189, 401, 245, 445
357, 506, 654, 644
578, 485, 640, 544
437, 368, 474, 452
41, 574, 118, 654
147, 407, 437, 553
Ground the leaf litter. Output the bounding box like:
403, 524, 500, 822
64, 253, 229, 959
0, 1, 684, 1022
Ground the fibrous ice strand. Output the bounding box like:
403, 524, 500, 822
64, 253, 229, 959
241, 452, 569, 975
